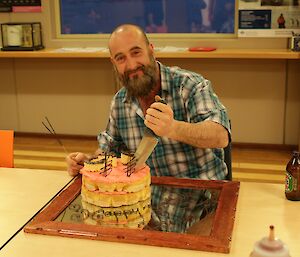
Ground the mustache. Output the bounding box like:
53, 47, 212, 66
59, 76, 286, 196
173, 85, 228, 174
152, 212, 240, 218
124, 66, 145, 78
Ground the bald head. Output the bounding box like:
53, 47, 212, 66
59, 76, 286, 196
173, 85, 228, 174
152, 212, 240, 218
108, 24, 149, 53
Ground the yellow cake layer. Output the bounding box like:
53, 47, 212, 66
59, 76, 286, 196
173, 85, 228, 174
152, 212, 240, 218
82, 172, 151, 193
81, 185, 151, 207
81, 198, 151, 228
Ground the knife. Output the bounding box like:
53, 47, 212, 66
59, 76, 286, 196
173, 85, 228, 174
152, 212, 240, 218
134, 96, 167, 169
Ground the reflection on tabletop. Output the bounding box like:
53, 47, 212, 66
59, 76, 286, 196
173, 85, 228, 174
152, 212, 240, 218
56, 185, 220, 235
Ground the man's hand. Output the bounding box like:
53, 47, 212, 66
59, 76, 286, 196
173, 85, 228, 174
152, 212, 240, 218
144, 101, 174, 138
145, 97, 229, 148
66, 152, 90, 176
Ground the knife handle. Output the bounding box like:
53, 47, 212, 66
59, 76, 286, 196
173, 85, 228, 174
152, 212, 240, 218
144, 126, 157, 138
144, 96, 167, 137
154, 95, 167, 104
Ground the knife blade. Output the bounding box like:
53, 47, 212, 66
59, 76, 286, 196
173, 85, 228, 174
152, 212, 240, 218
134, 96, 166, 169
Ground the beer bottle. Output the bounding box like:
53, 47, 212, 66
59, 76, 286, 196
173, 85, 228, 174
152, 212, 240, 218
285, 151, 300, 201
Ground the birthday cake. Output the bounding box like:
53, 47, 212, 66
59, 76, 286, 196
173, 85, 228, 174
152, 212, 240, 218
80, 153, 151, 229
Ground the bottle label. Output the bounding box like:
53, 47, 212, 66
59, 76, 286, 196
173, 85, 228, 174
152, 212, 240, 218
285, 172, 297, 192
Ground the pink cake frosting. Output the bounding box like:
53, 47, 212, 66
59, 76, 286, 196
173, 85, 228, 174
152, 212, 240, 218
80, 160, 149, 183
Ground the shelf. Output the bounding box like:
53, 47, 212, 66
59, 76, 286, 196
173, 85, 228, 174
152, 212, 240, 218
0, 48, 299, 59
156, 49, 300, 59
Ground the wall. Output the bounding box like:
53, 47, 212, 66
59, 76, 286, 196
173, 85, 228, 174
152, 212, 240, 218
0, 1, 299, 145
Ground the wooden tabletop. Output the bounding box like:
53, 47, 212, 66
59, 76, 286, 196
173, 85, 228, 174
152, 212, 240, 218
0, 48, 299, 59
0, 176, 299, 256
0, 168, 72, 248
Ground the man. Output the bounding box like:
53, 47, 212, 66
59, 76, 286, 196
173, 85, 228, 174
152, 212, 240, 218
66, 24, 230, 180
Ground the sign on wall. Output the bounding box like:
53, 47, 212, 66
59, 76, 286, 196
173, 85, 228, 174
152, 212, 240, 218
238, 0, 300, 37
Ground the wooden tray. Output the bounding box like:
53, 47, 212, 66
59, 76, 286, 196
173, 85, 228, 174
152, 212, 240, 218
24, 175, 240, 253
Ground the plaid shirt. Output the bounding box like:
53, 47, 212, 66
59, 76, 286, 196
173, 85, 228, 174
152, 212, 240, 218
98, 62, 231, 180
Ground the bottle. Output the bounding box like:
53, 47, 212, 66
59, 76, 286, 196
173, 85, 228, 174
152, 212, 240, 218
285, 151, 300, 201
249, 225, 290, 257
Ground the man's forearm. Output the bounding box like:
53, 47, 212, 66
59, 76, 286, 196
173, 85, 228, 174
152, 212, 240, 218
169, 120, 229, 148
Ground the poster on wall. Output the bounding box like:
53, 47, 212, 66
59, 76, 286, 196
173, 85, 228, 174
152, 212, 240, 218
238, 0, 300, 37
0, 0, 41, 13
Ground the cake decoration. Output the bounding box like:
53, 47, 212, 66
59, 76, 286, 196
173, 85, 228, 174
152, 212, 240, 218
80, 150, 151, 229
120, 151, 137, 177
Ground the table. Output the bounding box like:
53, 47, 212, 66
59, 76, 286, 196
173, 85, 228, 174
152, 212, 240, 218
0, 171, 299, 256
0, 168, 73, 248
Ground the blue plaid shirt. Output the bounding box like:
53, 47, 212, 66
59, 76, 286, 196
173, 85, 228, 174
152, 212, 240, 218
98, 62, 231, 180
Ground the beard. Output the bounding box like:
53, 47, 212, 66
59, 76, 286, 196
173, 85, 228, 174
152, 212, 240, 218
114, 55, 159, 98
